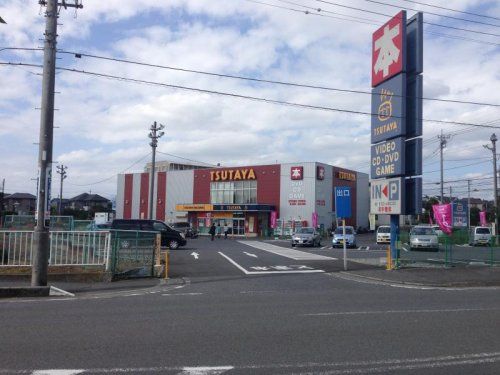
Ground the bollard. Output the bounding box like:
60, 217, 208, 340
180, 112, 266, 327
164, 251, 169, 279
386, 245, 392, 270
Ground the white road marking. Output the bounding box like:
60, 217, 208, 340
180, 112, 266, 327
191, 252, 199, 260
218, 252, 324, 275
32, 371, 85, 375
243, 251, 258, 258
49, 286, 75, 297
177, 366, 234, 374
303, 307, 500, 317
239, 241, 336, 260
162, 293, 203, 296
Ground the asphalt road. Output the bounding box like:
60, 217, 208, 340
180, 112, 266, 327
1, 236, 499, 374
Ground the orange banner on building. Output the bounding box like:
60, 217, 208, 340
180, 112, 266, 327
176, 204, 213, 211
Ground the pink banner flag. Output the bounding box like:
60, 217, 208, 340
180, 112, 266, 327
479, 211, 487, 227
432, 204, 452, 235
312, 212, 318, 228
270, 211, 277, 229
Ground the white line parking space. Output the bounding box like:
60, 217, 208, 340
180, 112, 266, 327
238, 241, 337, 261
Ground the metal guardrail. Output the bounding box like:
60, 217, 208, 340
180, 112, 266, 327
0, 230, 111, 269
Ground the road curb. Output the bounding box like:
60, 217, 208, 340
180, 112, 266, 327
339, 271, 500, 288
0, 286, 50, 298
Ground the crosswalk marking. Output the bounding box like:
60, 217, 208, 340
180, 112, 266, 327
32, 371, 85, 375
178, 366, 234, 374
239, 241, 336, 260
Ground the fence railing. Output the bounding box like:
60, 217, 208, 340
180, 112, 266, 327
0, 230, 111, 269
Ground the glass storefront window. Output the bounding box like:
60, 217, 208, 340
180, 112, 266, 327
210, 180, 257, 204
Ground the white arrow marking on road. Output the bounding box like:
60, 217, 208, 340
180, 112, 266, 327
177, 366, 234, 375
243, 251, 258, 258
191, 252, 199, 260
33, 371, 85, 375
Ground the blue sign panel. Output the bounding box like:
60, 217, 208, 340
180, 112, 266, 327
406, 75, 423, 138
371, 137, 405, 179
371, 74, 406, 144
404, 177, 422, 215
406, 13, 423, 75
452, 201, 468, 228
335, 186, 352, 219
405, 137, 423, 176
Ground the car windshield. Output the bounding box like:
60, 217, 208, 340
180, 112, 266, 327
378, 227, 390, 233
412, 227, 435, 235
297, 228, 314, 234
335, 227, 353, 235
476, 227, 491, 234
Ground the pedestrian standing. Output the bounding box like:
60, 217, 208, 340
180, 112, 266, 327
224, 222, 228, 239
209, 222, 216, 241
217, 223, 221, 239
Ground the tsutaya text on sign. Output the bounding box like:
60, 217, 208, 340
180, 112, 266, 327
210, 168, 256, 181
370, 177, 402, 215
370, 137, 404, 178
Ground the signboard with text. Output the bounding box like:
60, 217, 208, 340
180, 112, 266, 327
452, 201, 468, 228
372, 11, 406, 87
371, 73, 406, 143
335, 186, 352, 219
370, 137, 405, 179
370, 178, 403, 215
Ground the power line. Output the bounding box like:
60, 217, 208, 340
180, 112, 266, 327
66, 153, 151, 186
313, 0, 500, 37
3, 61, 500, 130
156, 151, 217, 167
361, 0, 500, 28
397, 0, 500, 22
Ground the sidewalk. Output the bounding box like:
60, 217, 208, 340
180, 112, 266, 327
344, 266, 500, 287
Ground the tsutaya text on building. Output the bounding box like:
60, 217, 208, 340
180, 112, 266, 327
210, 168, 256, 181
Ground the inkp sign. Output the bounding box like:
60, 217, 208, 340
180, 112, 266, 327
370, 177, 403, 215
335, 186, 352, 219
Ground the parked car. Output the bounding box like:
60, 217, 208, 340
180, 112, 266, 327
431, 225, 444, 237
332, 226, 357, 248
409, 225, 438, 251
171, 222, 198, 238
291, 227, 321, 247
376, 225, 391, 244
469, 226, 492, 246
111, 219, 186, 250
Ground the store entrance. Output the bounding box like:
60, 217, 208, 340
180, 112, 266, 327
232, 218, 245, 235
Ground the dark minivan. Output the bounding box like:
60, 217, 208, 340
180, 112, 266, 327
111, 219, 187, 250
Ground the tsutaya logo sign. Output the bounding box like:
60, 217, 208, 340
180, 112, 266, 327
372, 11, 406, 87
210, 168, 256, 181
370, 177, 402, 214
291, 166, 303, 180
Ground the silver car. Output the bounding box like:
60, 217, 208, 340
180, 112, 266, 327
332, 226, 357, 248
469, 226, 492, 246
409, 226, 439, 251
291, 227, 321, 247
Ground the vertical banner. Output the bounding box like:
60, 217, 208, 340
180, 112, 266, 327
270, 211, 277, 229
44, 166, 52, 224
312, 212, 318, 228
479, 211, 487, 227
432, 204, 452, 235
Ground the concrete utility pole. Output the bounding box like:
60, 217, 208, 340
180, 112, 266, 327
467, 179, 471, 230
0, 178, 4, 223
148, 121, 164, 220
438, 130, 451, 204
56, 164, 67, 215
32, 0, 82, 287
484, 133, 498, 236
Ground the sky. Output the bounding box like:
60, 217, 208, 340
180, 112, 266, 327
0, 0, 499, 202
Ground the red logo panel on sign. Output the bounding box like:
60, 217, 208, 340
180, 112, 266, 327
317, 166, 325, 180
291, 166, 303, 180
372, 11, 406, 87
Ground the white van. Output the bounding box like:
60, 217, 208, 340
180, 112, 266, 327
376, 226, 391, 244
469, 226, 492, 246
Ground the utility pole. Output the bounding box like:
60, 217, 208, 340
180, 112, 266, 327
0, 178, 4, 225
467, 179, 471, 230
32, 0, 82, 287
438, 130, 451, 203
449, 186, 452, 203
484, 133, 498, 237
56, 164, 67, 215
148, 121, 164, 220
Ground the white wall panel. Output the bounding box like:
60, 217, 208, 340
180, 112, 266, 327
166, 170, 194, 223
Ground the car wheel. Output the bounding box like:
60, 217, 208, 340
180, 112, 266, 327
169, 240, 179, 250
291, 243, 295, 247
317, 241, 321, 247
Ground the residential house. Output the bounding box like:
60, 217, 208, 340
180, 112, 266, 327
3, 193, 36, 215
